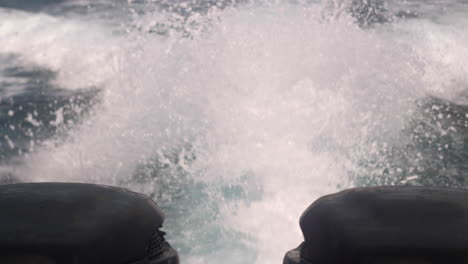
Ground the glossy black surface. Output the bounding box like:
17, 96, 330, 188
0, 183, 165, 264
286, 186, 468, 264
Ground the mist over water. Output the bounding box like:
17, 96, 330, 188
1, 0, 468, 263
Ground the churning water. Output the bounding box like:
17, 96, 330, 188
1, 0, 468, 263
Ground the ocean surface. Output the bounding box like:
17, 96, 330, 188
1, 0, 468, 263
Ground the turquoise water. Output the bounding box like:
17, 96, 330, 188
1, 0, 468, 263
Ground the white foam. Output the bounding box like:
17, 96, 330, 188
399, 15, 468, 104
0, 9, 119, 89
4, 1, 468, 263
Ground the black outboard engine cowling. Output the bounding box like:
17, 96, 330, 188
0, 182, 179, 264
284, 186, 468, 264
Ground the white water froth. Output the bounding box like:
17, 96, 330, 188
2, 2, 468, 263
0, 9, 119, 89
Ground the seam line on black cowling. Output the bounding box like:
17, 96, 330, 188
300, 257, 314, 264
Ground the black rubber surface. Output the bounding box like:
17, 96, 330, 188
0, 182, 165, 264
286, 186, 468, 264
